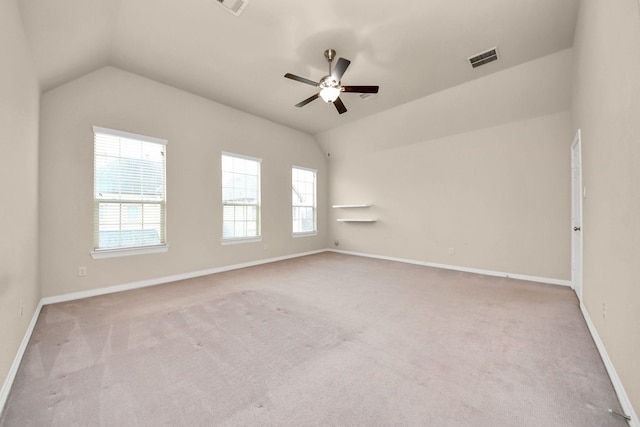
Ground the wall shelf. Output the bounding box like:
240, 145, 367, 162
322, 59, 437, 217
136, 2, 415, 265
332, 204, 371, 208
336, 218, 377, 223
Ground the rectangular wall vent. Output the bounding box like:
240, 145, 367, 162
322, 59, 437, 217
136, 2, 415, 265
216, 0, 248, 16
468, 47, 499, 69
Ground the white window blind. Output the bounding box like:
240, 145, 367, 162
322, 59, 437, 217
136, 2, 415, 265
221, 152, 261, 240
292, 166, 317, 234
93, 126, 167, 252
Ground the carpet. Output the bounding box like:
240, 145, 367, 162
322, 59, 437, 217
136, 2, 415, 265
0, 252, 627, 426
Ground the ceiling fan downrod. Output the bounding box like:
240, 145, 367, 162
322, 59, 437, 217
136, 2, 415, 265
324, 48, 336, 75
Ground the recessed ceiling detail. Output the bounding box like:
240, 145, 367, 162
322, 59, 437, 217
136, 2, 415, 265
468, 47, 499, 69
16, 0, 580, 134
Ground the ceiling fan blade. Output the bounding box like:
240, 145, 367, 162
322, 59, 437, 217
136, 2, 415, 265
295, 93, 320, 108
333, 97, 347, 114
332, 58, 351, 81
341, 85, 379, 94
284, 73, 318, 87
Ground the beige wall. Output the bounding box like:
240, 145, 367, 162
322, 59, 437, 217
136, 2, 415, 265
317, 50, 573, 280
572, 0, 640, 416
39, 66, 327, 298
0, 0, 41, 397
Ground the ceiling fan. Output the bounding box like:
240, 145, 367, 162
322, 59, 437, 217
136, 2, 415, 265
284, 49, 379, 114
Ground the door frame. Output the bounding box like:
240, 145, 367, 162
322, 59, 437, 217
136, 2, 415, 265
571, 129, 583, 301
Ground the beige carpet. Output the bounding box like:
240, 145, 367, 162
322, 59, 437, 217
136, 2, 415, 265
0, 252, 627, 426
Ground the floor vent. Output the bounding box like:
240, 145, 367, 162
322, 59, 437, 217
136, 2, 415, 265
216, 0, 248, 16
468, 47, 498, 69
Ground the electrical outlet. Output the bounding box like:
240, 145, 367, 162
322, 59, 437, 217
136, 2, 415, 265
602, 302, 607, 319
19, 299, 23, 317
334, 240, 339, 246
448, 248, 455, 255
78, 266, 87, 277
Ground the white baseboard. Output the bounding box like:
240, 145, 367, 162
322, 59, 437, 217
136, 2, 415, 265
328, 249, 572, 287
42, 249, 326, 305
5, 249, 634, 426
580, 302, 638, 427
0, 299, 43, 417
331, 249, 637, 424
2, 249, 324, 418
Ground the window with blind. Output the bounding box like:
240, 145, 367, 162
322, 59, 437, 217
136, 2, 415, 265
92, 126, 167, 257
221, 152, 261, 242
292, 166, 317, 235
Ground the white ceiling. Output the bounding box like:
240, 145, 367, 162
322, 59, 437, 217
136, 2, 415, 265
17, 0, 580, 135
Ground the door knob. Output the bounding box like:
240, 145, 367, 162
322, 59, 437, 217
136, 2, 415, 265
574, 226, 581, 231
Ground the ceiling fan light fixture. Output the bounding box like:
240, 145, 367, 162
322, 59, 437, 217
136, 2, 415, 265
319, 86, 341, 103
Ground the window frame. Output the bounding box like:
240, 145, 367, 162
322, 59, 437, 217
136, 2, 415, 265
292, 165, 318, 237
91, 126, 168, 259
221, 151, 262, 244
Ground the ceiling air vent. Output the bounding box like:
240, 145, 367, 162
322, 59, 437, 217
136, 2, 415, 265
216, 0, 248, 16
468, 47, 498, 69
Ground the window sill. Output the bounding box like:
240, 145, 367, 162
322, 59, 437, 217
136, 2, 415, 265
221, 236, 262, 245
293, 231, 318, 238
91, 244, 168, 259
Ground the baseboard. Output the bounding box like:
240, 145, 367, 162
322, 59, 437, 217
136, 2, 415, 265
1, 249, 325, 418
580, 302, 638, 427
330, 249, 637, 424
8, 249, 633, 425
41, 249, 326, 305
0, 299, 43, 418
328, 249, 572, 287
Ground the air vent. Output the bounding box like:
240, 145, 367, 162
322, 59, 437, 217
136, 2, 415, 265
468, 47, 498, 69
216, 0, 248, 16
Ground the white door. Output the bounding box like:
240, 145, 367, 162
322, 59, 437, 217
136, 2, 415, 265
571, 130, 583, 301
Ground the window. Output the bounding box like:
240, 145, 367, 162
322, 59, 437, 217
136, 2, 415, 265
221, 152, 261, 242
292, 166, 317, 235
92, 126, 167, 258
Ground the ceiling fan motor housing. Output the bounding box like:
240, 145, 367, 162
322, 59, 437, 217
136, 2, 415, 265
319, 75, 339, 89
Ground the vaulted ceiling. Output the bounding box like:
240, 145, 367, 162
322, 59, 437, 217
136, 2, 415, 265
17, 0, 580, 134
